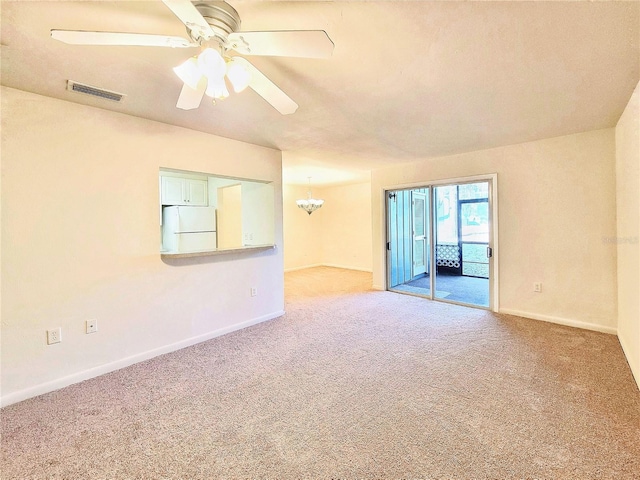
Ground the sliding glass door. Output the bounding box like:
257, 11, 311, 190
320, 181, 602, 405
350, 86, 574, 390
387, 178, 494, 309
434, 182, 490, 307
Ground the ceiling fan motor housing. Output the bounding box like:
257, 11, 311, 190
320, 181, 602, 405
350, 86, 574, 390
192, 2, 241, 47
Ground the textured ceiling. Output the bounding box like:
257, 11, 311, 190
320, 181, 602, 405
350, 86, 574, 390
1, 1, 638, 185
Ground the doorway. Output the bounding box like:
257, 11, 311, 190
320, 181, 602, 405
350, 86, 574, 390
386, 177, 496, 309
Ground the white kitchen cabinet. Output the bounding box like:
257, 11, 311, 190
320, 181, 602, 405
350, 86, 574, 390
161, 176, 208, 206
185, 179, 208, 205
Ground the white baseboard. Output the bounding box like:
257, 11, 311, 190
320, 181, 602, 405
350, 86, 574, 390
0, 310, 285, 408
499, 308, 617, 335
321, 263, 373, 273
285, 263, 373, 273
372, 285, 385, 291
284, 264, 322, 272
618, 332, 640, 391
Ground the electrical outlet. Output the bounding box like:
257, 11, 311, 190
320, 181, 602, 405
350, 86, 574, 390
534, 282, 542, 293
86, 319, 98, 334
47, 327, 61, 345
250, 287, 258, 297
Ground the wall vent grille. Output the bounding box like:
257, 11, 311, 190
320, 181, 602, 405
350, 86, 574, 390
66, 80, 125, 102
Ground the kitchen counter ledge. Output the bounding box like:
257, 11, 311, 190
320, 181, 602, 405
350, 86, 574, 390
161, 244, 276, 259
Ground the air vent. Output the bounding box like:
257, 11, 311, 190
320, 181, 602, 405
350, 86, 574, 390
66, 80, 125, 102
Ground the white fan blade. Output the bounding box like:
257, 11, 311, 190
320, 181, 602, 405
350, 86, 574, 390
176, 77, 207, 110
162, 0, 214, 40
227, 31, 334, 58
51, 30, 196, 48
232, 57, 298, 115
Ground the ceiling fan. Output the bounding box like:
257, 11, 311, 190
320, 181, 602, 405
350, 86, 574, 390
51, 0, 334, 115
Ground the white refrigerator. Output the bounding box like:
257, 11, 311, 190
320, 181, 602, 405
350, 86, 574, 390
162, 206, 217, 253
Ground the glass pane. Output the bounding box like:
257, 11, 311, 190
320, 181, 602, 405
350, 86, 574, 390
458, 182, 489, 200
462, 262, 489, 278
462, 243, 487, 263
460, 201, 489, 242
436, 185, 458, 244
414, 239, 425, 265
414, 196, 425, 236
462, 243, 489, 279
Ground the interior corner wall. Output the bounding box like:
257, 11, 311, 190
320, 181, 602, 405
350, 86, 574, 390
283, 182, 373, 272
1, 87, 285, 406
371, 128, 618, 333
615, 80, 640, 390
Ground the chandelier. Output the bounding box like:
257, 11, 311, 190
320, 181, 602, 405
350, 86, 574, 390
296, 177, 324, 215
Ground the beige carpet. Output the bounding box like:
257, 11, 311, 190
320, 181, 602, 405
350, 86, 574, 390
2, 266, 639, 479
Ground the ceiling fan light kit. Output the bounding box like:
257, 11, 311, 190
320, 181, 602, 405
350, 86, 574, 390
50, 0, 334, 115
173, 57, 202, 90
197, 47, 230, 99
172, 47, 251, 103
226, 58, 251, 93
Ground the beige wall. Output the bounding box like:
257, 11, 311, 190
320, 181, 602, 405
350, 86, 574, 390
283, 184, 324, 270
1, 88, 284, 406
615, 80, 640, 389
283, 182, 372, 272
371, 129, 618, 333
317, 182, 372, 272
